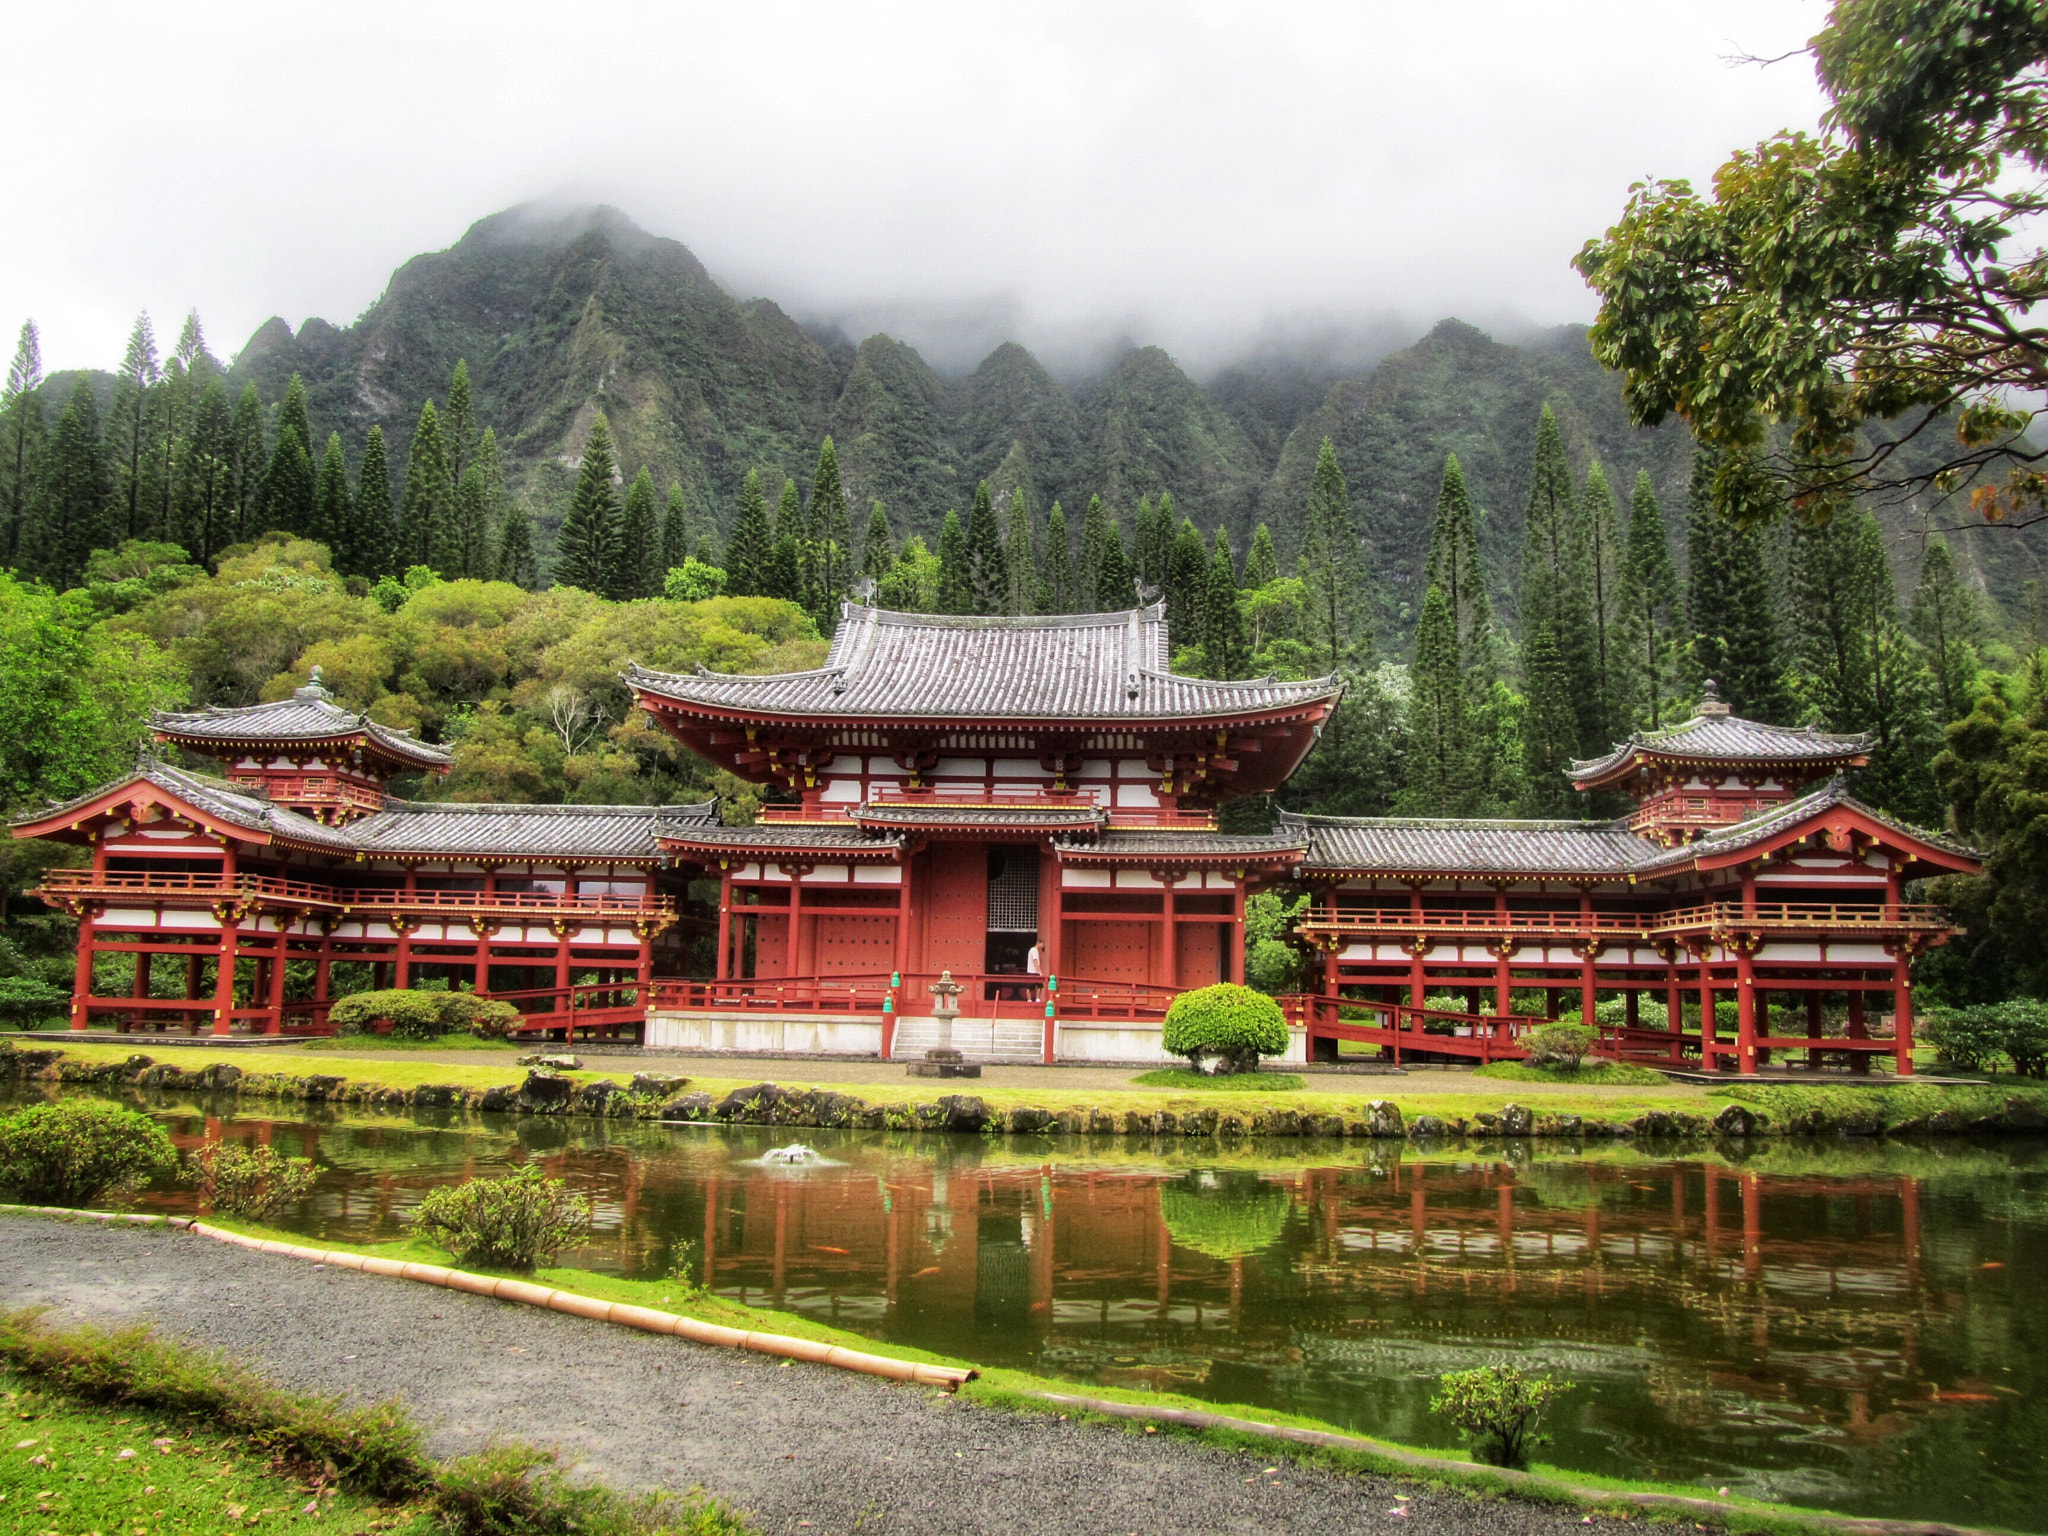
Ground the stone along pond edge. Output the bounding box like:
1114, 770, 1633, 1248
7, 1037, 2048, 1141
0, 1205, 2015, 1536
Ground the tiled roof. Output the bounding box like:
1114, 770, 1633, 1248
852, 803, 1107, 831
1285, 810, 1650, 877
1571, 711, 1868, 783
154, 684, 452, 770
1636, 778, 1978, 869
1053, 829, 1310, 862
343, 799, 716, 860
658, 822, 904, 858
15, 758, 356, 851
628, 602, 1342, 723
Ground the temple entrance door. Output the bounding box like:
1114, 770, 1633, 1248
921, 843, 987, 982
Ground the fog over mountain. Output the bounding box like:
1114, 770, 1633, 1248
3, 2, 1828, 374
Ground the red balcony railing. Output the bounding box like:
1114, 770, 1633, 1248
1300, 901, 1950, 942
38, 868, 674, 920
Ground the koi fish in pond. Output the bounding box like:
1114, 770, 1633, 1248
812, 1245, 851, 1255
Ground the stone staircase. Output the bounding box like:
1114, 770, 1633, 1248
890, 1015, 1046, 1063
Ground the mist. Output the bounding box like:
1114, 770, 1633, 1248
1, 0, 1829, 377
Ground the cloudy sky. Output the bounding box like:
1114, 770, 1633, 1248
4, 1, 1829, 377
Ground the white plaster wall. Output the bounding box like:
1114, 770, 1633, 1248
645, 1011, 884, 1056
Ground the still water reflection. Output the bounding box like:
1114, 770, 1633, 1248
27, 1088, 2047, 1530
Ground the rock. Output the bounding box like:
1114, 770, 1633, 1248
715, 1083, 791, 1123
196, 1062, 242, 1091
411, 1084, 462, 1109
1409, 1114, 1449, 1139
1086, 1108, 1119, 1136
1364, 1099, 1403, 1138
629, 1072, 690, 1098
3, 1047, 63, 1076
1216, 1112, 1248, 1138
1494, 1104, 1534, 1137
1150, 1110, 1179, 1136
1259, 1108, 1303, 1138
476, 1084, 516, 1113
136, 1064, 187, 1089
2000, 1095, 2048, 1133
572, 1079, 631, 1115
517, 1053, 583, 1070
1545, 1113, 1583, 1138
1003, 1106, 1054, 1134
300, 1075, 345, 1102
514, 1070, 576, 1113
659, 1091, 715, 1121
1713, 1103, 1759, 1139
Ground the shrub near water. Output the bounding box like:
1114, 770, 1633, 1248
412, 1164, 591, 1270
328, 988, 521, 1041
185, 1142, 319, 1219
1923, 999, 2048, 1077
0, 1100, 176, 1206
1430, 1363, 1564, 1469
1523, 1022, 1596, 1071
1161, 983, 1289, 1074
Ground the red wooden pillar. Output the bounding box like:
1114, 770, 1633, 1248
212, 919, 239, 1036
1697, 954, 1717, 1068
716, 866, 734, 981
473, 921, 491, 996
785, 870, 804, 979
553, 922, 572, 999
264, 930, 287, 1034
1666, 962, 1683, 1062
1160, 873, 1178, 990
393, 920, 413, 990
1493, 940, 1512, 1019
1735, 946, 1758, 1074
1892, 954, 1916, 1077
71, 907, 97, 1031
1579, 948, 1597, 1034
1228, 877, 1245, 985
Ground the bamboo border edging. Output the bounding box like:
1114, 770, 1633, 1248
1023, 1391, 2003, 1536
163, 1217, 975, 1391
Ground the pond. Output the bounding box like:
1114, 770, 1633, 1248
10, 1085, 2045, 1530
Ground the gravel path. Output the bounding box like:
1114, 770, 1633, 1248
0, 1216, 1632, 1536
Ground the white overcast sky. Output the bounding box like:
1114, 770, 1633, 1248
3, 1, 1830, 377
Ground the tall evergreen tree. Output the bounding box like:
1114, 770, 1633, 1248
1204, 527, 1245, 678
1685, 446, 1789, 720
1002, 488, 1035, 615
1910, 535, 1981, 725
1077, 495, 1110, 613
1518, 405, 1600, 749
615, 467, 659, 598
1403, 584, 1471, 814
444, 463, 492, 581
1615, 470, 1680, 727
495, 498, 538, 589
1039, 500, 1071, 613
179, 377, 231, 564
400, 400, 450, 567
1579, 461, 1626, 743
349, 425, 393, 578
1519, 623, 1578, 816
443, 360, 475, 489
769, 477, 805, 603
31, 377, 110, 588
156, 311, 206, 537
110, 312, 160, 539
474, 427, 506, 556
228, 384, 265, 544
961, 479, 1006, 615
936, 509, 971, 614
659, 483, 691, 573
809, 438, 851, 619
724, 469, 773, 596
553, 412, 620, 593
1297, 437, 1370, 673
861, 500, 894, 583
261, 422, 315, 539
1096, 516, 1133, 609
312, 432, 350, 552
275, 373, 310, 459
2, 319, 43, 566
1423, 453, 1495, 675
1244, 523, 1279, 589
1167, 518, 1209, 638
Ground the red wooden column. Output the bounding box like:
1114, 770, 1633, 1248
785, 869, 804, 978
264, 928, 287, 1034
1848, 987, 1871, 1075
1697, 950, 1717, 1068
1892, 953, 1916, 1077
1734, 944, 1759, 1075
70, 906, 98, 1031
211, 918, 239, 1036
1227, 876, 1246, 985
1160, 872, 1178, 990
716, 867, 734, 981
1407, 885, 1426, 1009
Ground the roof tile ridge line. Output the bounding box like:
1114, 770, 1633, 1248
833, 607, 881, 689
867, 605, 1139, 630
1135, 667, 1341, 692
634, 659, 846, 685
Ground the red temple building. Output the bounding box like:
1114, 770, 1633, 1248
12, 601, 1979, 1075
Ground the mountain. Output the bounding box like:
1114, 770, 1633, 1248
209, 202, 2035, 642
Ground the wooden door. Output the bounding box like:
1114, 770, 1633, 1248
1175, 921, 1221, 988
815, 916, 895, 975
920, 843, 987, 979
1068, 920, 1152, 984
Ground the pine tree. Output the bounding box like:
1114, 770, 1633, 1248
936, 509, 971, 614
157, 311, 205, 538
1518, 405, 1599, 750
1615, 470, 1680, 727
770, 477, 805, 604
554, 411, 620, 593
1685, 446, 1790, 720
809, 438, 851, 619
724, 469, 773, 596
2, 319, 43, 566
443, 360, 475, 489
276, 373, 311, 459
1297, 438, 1370, 673
110, 313, 160, 539
1243, 523, 1279, 589
1204, 527, 1245, 677
1424, 453, 1497, 677
496, 498, 538, 589
1003, 488, 1035, 615
312, 432, 350, 552
400, 400, 450, 568
861, 500, 894, 583
1096, 517, 1133, 610
1039, 500, 1072, 613
1077, 496, 1110, 613
1133, 494, 1171, 589
349, 425, 394, 577
659, 483, 692, 573
444, 463, 491, 580
179, 377, 231, 564
1404, 584, 1471, 814
1909, 535, 1981, 724
262, 423, 315, 539
475, 427, 506, 561
964, 479, 1007, 615
615, 467, 659, 599
1519, 624, 1578, 815
1167, 518, 1209, 638
1579, 460, 1625, 743
31, 377, 110, 588
229, 384, 266, 545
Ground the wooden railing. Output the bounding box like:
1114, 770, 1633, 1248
651, 970, 1180, 1022
753, 786, 1218, 831
1300, 901, 1950, 940
39, 868, 673, 920
492, 981, 649, 1040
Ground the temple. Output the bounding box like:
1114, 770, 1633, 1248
12, 603, 1979, 1074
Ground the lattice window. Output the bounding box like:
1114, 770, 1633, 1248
986, 848, 1040, 933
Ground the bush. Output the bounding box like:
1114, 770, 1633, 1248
0, 1100, 177, 1206
328, 989, 521, 1041
1430, 1363, 1564, 1469
1161, 983, 1289, 1074
411, 1165, 591, 1271
0, 974, 70, 1029
185, 1142, 319, 1219
1523, 1022, 1596, 1071
1243, 938, 1302, 995
1922, 998, 2048, 1077
662, 559, 728, 603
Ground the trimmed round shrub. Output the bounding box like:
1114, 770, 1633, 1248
184, 1142, 320, 1219
328, 989, 521, 1041
1523, 1022, 1596, 1071
411, 1165, 591, 1271
1161, 982, 1289, 1074
0, 1100, 177, 1206
1158, 1173, 1290, 1259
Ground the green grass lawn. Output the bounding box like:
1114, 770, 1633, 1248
1129, 1068, 1305, 1092
0, 1372, 426, 1534
1473, 1060, 1670, 1086
301, 1035, 523, 1053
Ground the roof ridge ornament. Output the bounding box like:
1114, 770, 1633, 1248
293, 664, 334, 701
1697, 679, 1730, 719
